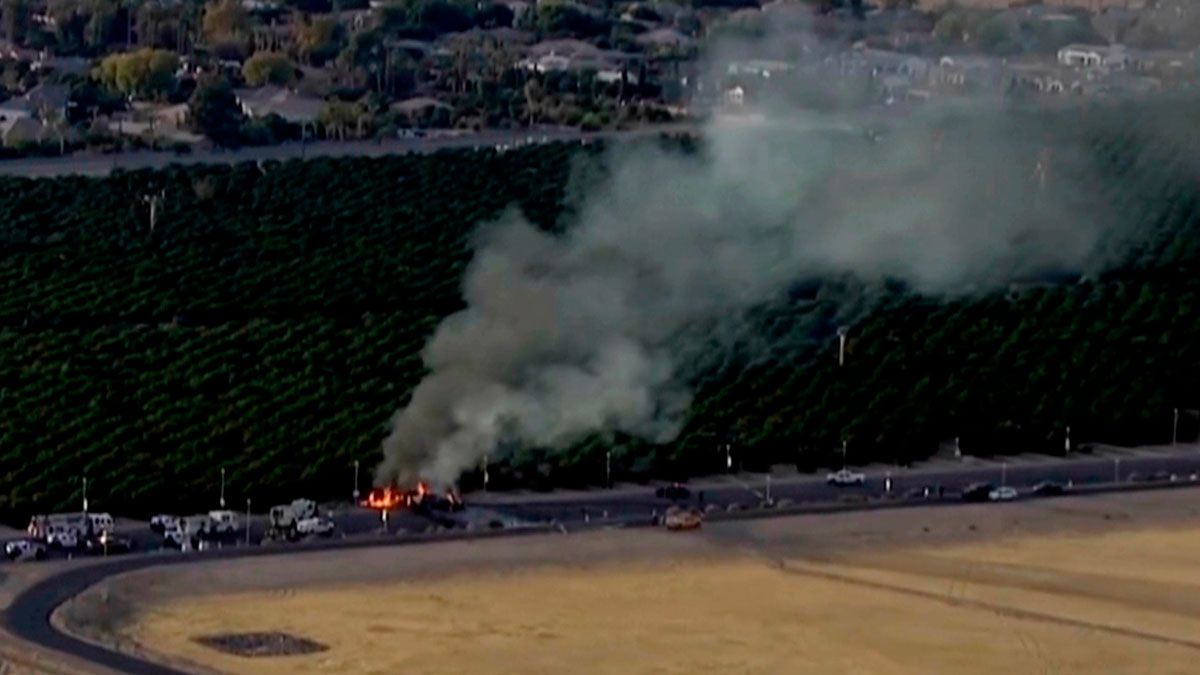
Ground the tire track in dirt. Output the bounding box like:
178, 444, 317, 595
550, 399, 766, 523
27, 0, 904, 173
771, 559, 1200, 653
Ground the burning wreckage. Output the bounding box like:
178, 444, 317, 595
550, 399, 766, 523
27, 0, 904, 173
362, 482, 465, 516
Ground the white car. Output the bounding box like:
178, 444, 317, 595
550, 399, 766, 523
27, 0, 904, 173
5, 540, 47, 561
826, 469, 867, 486
295, 517, 335, 538
988, 486, 1019, 502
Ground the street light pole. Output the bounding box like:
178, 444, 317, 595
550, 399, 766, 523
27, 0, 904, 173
245, 498, 251, 546
724, 444, 732, 472
482, 455, 489, 491
219, 467, 226, 509
837, 327, 848, 367
842, 440, 848, 471
82, 476, 88, 513
353, 460, 360, 502
1173, 408, 1179, 445
605, 450, 612, 488
1065, 426, 1071, 454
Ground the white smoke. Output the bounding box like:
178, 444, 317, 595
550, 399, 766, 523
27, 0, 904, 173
375, 90, 1119, 485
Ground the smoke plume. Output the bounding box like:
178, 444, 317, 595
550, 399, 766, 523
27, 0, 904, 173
376, 57, 1125, 487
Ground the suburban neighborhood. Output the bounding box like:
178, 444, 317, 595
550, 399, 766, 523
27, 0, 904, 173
0, 0, 1194, 155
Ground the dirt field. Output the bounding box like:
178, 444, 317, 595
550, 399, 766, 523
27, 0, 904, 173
61, 489, 1200, 675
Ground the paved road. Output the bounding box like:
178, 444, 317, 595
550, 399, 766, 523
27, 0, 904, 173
0, 124, 698, 178
8, 446, 1200, 674
481, 447, 1200, 524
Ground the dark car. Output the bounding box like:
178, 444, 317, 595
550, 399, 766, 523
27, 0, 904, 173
655, 483, 691, 501
416, 492, 465, 513
84, 533, 132, 554
904, 486, 931, 500
961, 482, 995, 502
1032, 481, 1067, 496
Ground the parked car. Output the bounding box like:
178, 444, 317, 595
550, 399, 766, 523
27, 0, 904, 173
84, 532, 132, 555
961, 482, 994, 502
295, 517, 335, 538
826, 469, 867, 487
988, 486, 1019, 502
45, 526, 80, 549
904, 487, 931, 500
655, 483, 691, 501
5, 539, 47, 561
664, 506, 703, 531
149, 514, 178, 534
1032, 481, 1067, 496
208, 510, 239, 536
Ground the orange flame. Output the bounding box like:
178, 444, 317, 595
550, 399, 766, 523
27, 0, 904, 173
362, 486, 406, 510
361, 482, 463, 511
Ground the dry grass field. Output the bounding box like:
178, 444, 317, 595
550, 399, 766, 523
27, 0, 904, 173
62, 489, 1200, 675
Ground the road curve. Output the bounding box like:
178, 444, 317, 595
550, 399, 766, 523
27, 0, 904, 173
9, 452, 1200, 674
3, 525, 562, 675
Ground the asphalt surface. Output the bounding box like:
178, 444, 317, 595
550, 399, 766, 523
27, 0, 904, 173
480, 447, 1200, 523
0, 124, 697, 178
7, 446, 1200, 674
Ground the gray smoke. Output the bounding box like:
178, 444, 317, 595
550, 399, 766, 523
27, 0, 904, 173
375, 91, 1121, 485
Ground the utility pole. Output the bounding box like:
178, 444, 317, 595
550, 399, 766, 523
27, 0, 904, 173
352, 460, 360, 501
482, 455, 489, 491
1065, 426, 1071, 454
245, 498, 251, 546
219, 467, 226, 508
841, 440, 848, 471
765, 475, 772, 504
605, 450, 612, 488
82, 475, 88, 513
955, 436, 962, 459
1173, 408, 1179, 445
142, 190, 164, 232
837, 326, 848, 367
724, 444, 732, 472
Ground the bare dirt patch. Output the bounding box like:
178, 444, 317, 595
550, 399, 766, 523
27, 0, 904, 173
192, 633, 328, 658
60, 488, 1200, 675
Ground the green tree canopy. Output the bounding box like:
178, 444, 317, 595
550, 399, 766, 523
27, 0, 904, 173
242, 51, 296, 87
95, 48, 179, 99
188, 74, 244, 146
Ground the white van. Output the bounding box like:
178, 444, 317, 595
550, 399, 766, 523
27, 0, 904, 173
87, 513, 114, 534
46, 525, 79, 549
208, 510, 239, 535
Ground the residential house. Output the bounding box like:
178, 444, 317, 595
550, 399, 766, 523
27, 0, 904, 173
1008, 64, 1082, 94
1057, 44, 1130, 69
33, 55, 90, 76
1128, 49, 1196, 75
234, 86, 325, 126
726, 59, 793, 79
0, 115, 41, 147
930, 55, 1006, 90
635, 28, 693, 51
0, 84, 70, 125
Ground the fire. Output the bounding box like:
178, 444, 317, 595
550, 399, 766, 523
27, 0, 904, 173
360, 481, 465, 511
362, 485, 406, 510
